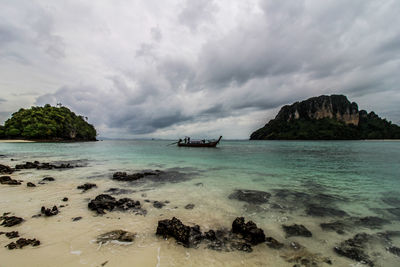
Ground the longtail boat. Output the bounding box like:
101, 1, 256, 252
177, 136, 222, 147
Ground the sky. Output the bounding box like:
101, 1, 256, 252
0, 0, 400, 139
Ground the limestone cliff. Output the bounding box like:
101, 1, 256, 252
250, 95, 400, 140
275, 95, 359, 125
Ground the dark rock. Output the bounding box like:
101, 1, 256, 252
229, 189, 271, 204
40, 206, 59, 216
156, 217, 203, 247
112, 170, 161, 182
156, 217, 268, 252
62, 197, 68, 202
282, 224, 312, 237
230, 241, 253, 252
320, 221, 347, 234
388, 246, 400, 257
232, 217, 266, 245
334, 233, 373, 266
41, 177, 55, 182
144, 199, 150, 203
0, 164, 14, 174
72, 216, 82, 221
184, 204, 195, 209
88, 194, 146, 215
204, 230, 217, 241
6, 238, 40, 249
153, 201, 165, 209
96, 230, 136, 244
16, 161, 74, 170
273, 189, 310, 205
381, 196, 400, 207
354, 216, 389, 229
376, 230, 400, 241
0, 176, 11, 183
104, 188, 135, 195
387, 208, 400, 218
306, 204, 347, 217
5, 231, 19, 239
194, 182, 203, 186
0, 215, 23, 227
77, 183, 97, 192
265, 236, 284, 249
27, 182, 36, 187
0, 176, 21, 185
88, 194, 117, 214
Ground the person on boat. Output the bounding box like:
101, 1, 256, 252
178, 138, 182, 144
187, 137, 190, 143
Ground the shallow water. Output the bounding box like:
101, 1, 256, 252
1, 140, 400, 266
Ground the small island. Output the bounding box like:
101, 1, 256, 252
250, 95, 400, 140
0, 104, 97, 141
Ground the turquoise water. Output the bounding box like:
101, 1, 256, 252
1, 140, 400, 266
2, 140, 399, 196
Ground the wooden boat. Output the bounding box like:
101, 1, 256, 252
178, 136, 222, 147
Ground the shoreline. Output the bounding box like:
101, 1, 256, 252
0, 140, 36, 143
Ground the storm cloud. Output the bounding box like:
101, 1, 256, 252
1, 0, 400, 139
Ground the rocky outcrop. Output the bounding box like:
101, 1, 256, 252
16, 161, 73, 170
282, 224, 312, 237
275, 95, 359, 125
250, 94, 400, 140
334, 233, 374, 266
77, 183, 97, 192
0, 164, 14, 174
0, 176, 21, 185
6, 238, 40, 249
156, 217, 203, 247
41, 206, 59, 217
0, 215, 23, 227
228, 189, 271, 204
88, 194, 146, 215
156, 217, 269, 252
112, 170, 162, 182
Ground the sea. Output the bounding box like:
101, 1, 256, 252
0, 140, 399, 266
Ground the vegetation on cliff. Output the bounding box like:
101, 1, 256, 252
0, 104, 97, 141
250, 95, 400, 140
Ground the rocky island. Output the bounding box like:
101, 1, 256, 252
0, 104, 97, 141
250, 95, 400, 140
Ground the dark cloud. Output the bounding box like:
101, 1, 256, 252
1, 1, 400, 138
0, 25, 19, 46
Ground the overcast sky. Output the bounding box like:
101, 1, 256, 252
1, 0, 399, 139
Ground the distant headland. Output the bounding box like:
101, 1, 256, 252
0, 104, 97, 141
250, 95, 400, 140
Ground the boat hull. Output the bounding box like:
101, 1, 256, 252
177, 136, 222, 148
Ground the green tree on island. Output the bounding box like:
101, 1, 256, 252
0, 104, 97, 141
